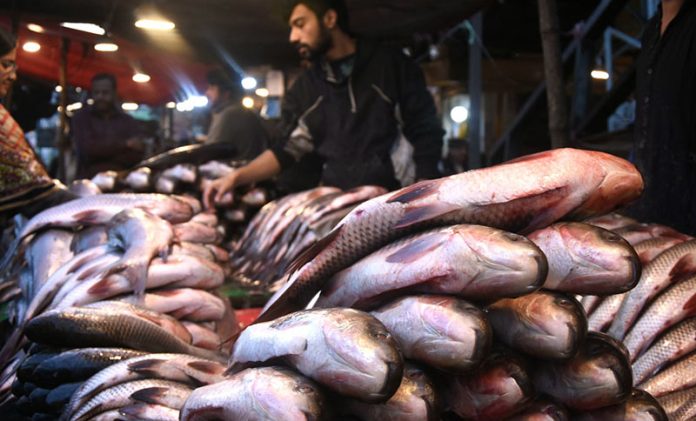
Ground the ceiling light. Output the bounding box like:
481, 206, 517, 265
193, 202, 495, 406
55, 85, 63, 93
87, 99, 94, 105
255, 88, 269, 98
176, 102, 194, 112
22, 41, 41, 53
66, 102, 83, 112
132, 73, 151, 83
122, 102, 139, 111
190, 96, 208, 108
27, 24, 45, 33
166, 102, 176, 109
242, 97, 254, 109
591, 70, 610, 80
450, 106, 469, 123
135, 19, 175, 31
60, 22, 106, 35
241, 77, 257, 90
95, 42, 119, 52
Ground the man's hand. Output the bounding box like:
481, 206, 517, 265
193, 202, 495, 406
203, 171, 239, 210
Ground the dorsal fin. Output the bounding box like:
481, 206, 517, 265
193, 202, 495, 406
285, 225, 343, 275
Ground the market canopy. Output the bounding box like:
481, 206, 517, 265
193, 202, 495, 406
1, 0, 491, 104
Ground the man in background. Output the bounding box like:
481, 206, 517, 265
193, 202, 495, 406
203, 68, 268, 161
71, 73, 145, 179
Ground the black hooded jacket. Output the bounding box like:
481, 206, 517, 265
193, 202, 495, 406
270, 39, 444, 190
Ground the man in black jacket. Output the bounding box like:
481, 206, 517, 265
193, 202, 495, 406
204, 0, 444, 207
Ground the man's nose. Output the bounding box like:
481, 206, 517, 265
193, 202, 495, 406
289, 28, 300, 44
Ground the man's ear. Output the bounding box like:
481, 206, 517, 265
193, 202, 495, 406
323, 9, 338, 30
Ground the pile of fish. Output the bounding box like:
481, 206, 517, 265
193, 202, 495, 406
175, 148, 683, 420
0, 192, 236, 420
581, 214, 696, 419
229, 185, 387, 288
85, 143, 273, 242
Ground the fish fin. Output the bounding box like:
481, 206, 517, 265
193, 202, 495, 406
480, 186, 570, 234
127, 358, 166, 376
86, 276, 119, 296
669, 254, 696, 280
387, 180, 440, 204
682, 291, 696, 314
392, 202, 460, 230
385, 234, 446, 264
187, 360, 225, 375
130, 387, 168, 405
219, 329, 242, 350
285, 226, 343, 275
74, 209, 111, 224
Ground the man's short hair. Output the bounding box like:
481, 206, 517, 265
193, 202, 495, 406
207, 68, 243, 96
0, 26, 16, 57
282, 0, 352, 35
91, 73, 117, 89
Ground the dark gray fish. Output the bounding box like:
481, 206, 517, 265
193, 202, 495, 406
571, 389, 667, 421
179, 366, 327, 421
443, 352, 534, 420
229, 308, 403, 403
45, 382, 82, 410
134, 143, 237, 172
337, 363, 441, 421
371, 295, 491, 372
532, 332, 632, 411
487, 291, 587, 359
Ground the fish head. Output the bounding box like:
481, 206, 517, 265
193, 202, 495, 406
251, 367, 327, 420
321, 309, 403, 402
570, 151, 643, 219
558, 223, 641, 292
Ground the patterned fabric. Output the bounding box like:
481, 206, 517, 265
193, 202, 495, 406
0, 104, 53, 202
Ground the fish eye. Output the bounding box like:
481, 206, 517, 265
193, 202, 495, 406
503, 233, 523, 242
295, 384, 315, 394
372, 331, 390, 341
600, 231, 622, 242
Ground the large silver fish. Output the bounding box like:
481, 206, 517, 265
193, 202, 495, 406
572, 389, 667, 421
487, 291, 587, 359
316, 225, 546, 309
634, 237, 688, 266
527, 222, 640, 295
25, 229, 74, 298
614, 223, 692, 246
370, 295, 491, 372
443, 352, 534, 420
632, 318, 696, 385
639, 352, 696, 398
261, 148, 643, 323
337, 363, 441, 421
584, 213, 638, 231
115, 288, 227, 322
609, 240, 696, 340
179, 366, 327, 421
229, 308, 403, 402
532, 332, 632, 410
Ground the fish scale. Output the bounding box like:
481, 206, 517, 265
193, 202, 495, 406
640, 352, 696, 397
632, 318, 696, 385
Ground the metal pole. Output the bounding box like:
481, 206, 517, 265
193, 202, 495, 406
467, 12, 483, 170
604, 29, 614, 91
57, 37, 70, 182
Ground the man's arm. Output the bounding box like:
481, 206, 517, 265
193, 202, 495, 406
396, 54, 445, 180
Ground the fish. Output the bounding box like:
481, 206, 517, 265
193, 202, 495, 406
117, 402, 180, 421
181, 321, 222, 351
198, 160, 235, 179
370, 295, 491, 372
189, 212, 218, 227
155, 176, 176, 194
240, 187, 269, 207
571, 389, 667, 421
532, 332, 632, 411
503, 399, 569, 421
609, 240, 696, 340
260, 148, 643, 323
634, 237, 688, 266
105, 208, 175, 296
487, 291, 587, 359
136, 143, 238, 172
29, 348, 146, 388
316, 225, 547, 309
443, 352, 534, 420
64, 353, 226, 418
114, 288, 227, 321
69, 225, 108, 254
622, 275, 696, 360
527, 222, 640, 295
161, 164, 197, 184
90, 171, 118, 192
656, 386, 696, 421
124, 167, 152, 191
337, 362, 441, 421
587, 292, 626, 333
614, 223, 692, 246
26, 229, 74, 298
584, 213, 638, 231
45, 382, 82, 410
639, 352, 696, 398
68, 179, 102, 197
581, 295, 603, 317
24, 304, 225, 362
173, 221, 220, 244
229, 308, 403, 403
179, 366, 327, 421
632, 318, 696, 385
66, 379, 192, 421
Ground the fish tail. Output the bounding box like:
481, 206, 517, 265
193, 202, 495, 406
0, 235, 23, 279
0, 328, 24, 370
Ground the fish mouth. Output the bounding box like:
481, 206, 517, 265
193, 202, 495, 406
533, 254, 549, 289
365, 360, 403, 403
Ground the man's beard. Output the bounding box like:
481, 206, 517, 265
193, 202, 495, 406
295, 25, 332, 62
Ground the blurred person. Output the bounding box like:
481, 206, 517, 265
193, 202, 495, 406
0, 26, 55, 210
631, 0, 696, 234
71, 73, 145, 179
203, 68, 268, 160
203, 0, 444, 208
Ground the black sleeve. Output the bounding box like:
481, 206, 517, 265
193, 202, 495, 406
218, 108, 269, 160
395, 53, 445, 180
269, 78, 316, 170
